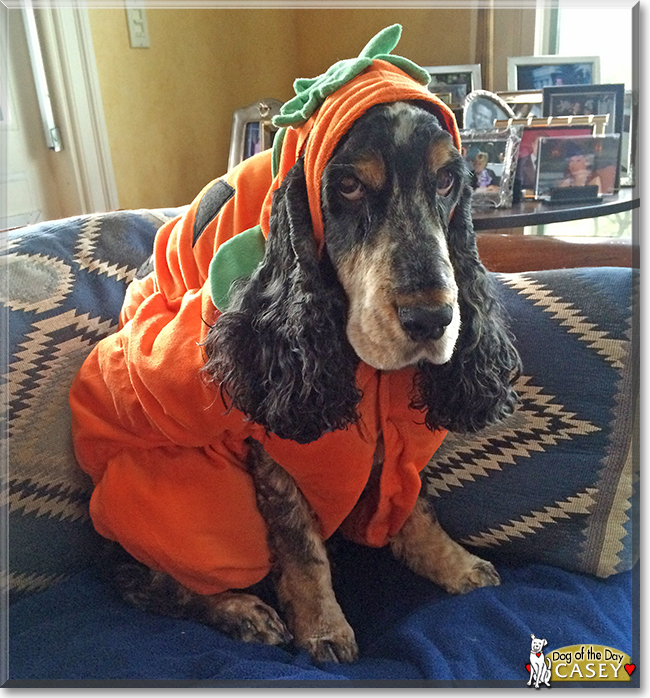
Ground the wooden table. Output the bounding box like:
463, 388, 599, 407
472, 189, 639, 231
472, 189, 639, 272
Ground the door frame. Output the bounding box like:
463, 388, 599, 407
23, 2, 119, 213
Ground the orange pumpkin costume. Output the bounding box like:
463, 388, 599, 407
69, 29, 462, 596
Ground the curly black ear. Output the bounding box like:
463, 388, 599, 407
203, 157, 361, 444
412, 183, 521, 433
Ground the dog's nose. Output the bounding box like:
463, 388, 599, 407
398, 304, 453, 342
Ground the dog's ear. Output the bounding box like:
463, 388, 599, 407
203, 157, 361, 444
413, 183, 521, 433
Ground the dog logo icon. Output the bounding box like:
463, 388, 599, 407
527, 634, 552, 688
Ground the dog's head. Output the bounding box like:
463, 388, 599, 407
530, 635, 548, 653
204, 101, 520, 443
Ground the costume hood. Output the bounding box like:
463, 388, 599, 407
208, 25, 462, 309
260, 24, 461, 251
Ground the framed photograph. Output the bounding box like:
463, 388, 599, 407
515, 125, 595, 195
508, 55, 600, 91
497, 90, 543, 119
460, 126, 523, 209
535, 134, 621, 199
542, 83, 625, 136
423, 64, 481, 107
463, 90, 515, 131
227, 98, 283, 171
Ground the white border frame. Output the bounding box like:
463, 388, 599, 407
507, 55, 600, 91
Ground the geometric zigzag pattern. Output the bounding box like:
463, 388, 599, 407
2, 209, 637, 597
3, 209, 180, 598
425, 268, 636, 578
426, 374, 601, 496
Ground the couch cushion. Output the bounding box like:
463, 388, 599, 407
426, 266, 638, 578
3, 209, 184, 599
2, 208, 637, 598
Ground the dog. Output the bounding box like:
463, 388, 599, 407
80, 99, 520, 664
528, 635, 552, 688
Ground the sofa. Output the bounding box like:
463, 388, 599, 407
2, 207, 638, 686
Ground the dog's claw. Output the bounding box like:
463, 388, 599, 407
452, 558, 501, 595
293, 613, 359, 664
302, 632, 359, 664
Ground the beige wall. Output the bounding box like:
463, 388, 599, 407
294, 9, 473, 79
88, 8, 486, 210
88, 9, 300, 208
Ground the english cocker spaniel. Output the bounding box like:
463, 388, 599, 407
106, 101, 520, 663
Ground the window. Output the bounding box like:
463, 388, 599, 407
530, 1, 635, 239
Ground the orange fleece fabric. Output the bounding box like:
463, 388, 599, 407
69, 61, 454, 596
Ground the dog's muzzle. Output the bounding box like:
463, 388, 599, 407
397, 303, 454, 342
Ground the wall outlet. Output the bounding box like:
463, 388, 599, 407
126, 2, 150, 49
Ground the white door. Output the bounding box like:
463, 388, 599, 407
1, 4, 118, 230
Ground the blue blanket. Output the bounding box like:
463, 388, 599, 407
9, 539, 636, 685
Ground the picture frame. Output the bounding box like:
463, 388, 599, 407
460, 126, 523, 209
494, 114, 609, 136
507, 55, 600, 91
535, 134, 621, 200
542, 83, 625, 136
423, 64, 482, 107
227, 98, 283, 171
463, 90, 515, 131
497, 90, 543, 119
514, 124, 596, 196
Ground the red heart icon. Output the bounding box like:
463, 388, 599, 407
624, 664, 636, 676
526, 663, 531, 673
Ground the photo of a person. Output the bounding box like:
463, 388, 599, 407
535, 135, 621, 197
465, 100, 498, 130
543, 84, 625, 137
463, 92, 514, 131
516, 63, 595, 90
516, 126, 593, 192
461, 130, 521, 207
472, 152, 499, 190
557, 142, 602, 192
462, 140, 506, 195
517, 137, 540, 190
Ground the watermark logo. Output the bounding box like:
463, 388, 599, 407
526, 638, 635, 686
550, 645, 633, 682
526, 634, 552, 688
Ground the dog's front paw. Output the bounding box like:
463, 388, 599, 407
207, 592, 292, 646
297, 620, 359, 664
444, 556, 501, 595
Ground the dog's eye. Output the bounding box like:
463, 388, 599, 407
339, 176, 365, 201
436, 169, 455, 196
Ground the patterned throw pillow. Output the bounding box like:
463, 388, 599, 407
2, 208, 637, 599
427, 267, 638, 578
